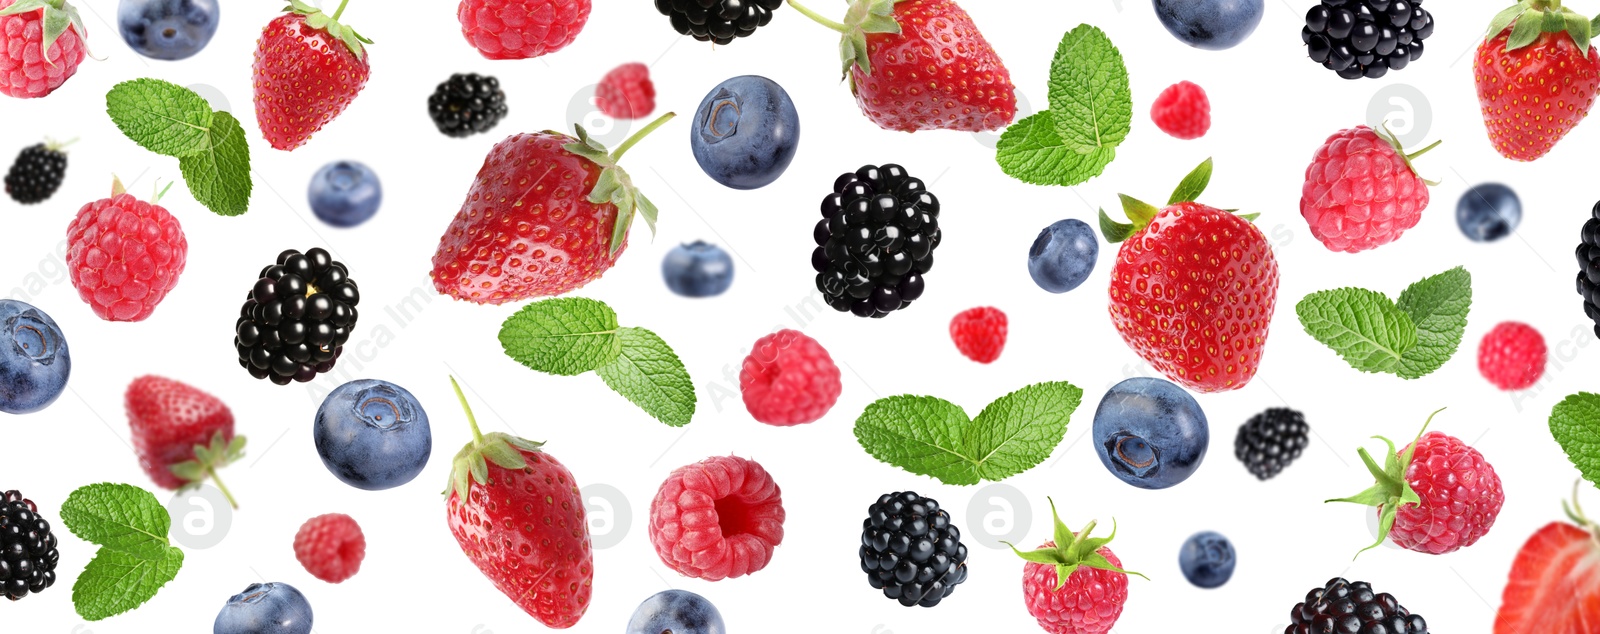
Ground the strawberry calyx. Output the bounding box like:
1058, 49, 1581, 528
1002, 497, 1146, 590
1562, 480, 1600, 543
1374, 123, 1442, 186
1098, 158, 1256, 243
168, 429, 245, 509
1486, 0, 1596, 55
284, 0, 372, 60
0, 0, 89, 66
558, 112, 676, 257
445, 376, 545, 503
1326, 407, 1447, 559
787, 0, 904, 78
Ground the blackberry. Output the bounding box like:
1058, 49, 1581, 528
859, 491, 968, 608
1235, 407, 1310, 480
235, 248, 360, 386
1579, 201, 1600, 340
1302, 0, 1434, 79
654, 0, 782, 45
814, 164, 942, 318
428, 73, 508, 138
1, 490, 59, 601
1287, 578, 1428, 634
4, 142, 68, 205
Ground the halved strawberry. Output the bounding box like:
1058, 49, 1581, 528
1495, 485, 1600, 634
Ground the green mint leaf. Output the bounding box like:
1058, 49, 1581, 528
59, 483, 172, 560
1551, 393, 1600, 490
177, 111, 252, 217
105, 78, 215, 158
1393, 266, 1472, 379
965, 382, 1082, 482
1046, 24, 1131, 152
72, 547, 183, 621
498, 297, 623, 376
996, 111, 1116, 187
1296, 288, 1417, 374
595, 327, 696, 427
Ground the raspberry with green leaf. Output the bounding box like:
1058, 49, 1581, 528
0, 0, 90, 99
1007, 498, 1144, 634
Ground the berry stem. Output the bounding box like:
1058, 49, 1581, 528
207, 468, 239, 509
786, 0, 848, 33
1406, 139, 1443, 161
611, 112, 677, 162
449, 376, 485, 445
331, 0, 351, 20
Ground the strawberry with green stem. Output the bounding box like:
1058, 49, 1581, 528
1475, 0, 1600, 161
126, 375, 244, 508
252, 0, 373, 150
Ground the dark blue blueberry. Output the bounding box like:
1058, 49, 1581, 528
308, 161, 382, 228
213, 582, 312, 634
1456, 183, 1521, 243
1028, 219, 1098, 293
1178, 531, 1236, 588
0, 300, 69, 415
1093, 377, 1209, 490
626, 590, 726, 634
118, 0, 219, 61
1153, 0, 1263, 50
313, 380, 431, 491
690, 75, 800, 190
662, 241, 735, 297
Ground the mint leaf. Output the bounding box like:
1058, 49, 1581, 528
1394, 266, 1472, 379
59, 483, 172, 560
595, 327, 695, 427
853, 382, 1082, 486
996, 111, 1115, 186
1046, 24, 1131, 151
105, 78, 213, 158
177, 111, 252, 217
72, 547, 183, 621
1296, 288, 1417, 374
499, 297, 623, 376
1550, 393, 1600, 490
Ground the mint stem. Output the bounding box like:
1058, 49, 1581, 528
611, 112, 677, 161
449, 376, 485, 445
786, 0, 848, 33
332, 0, 351, 20
207, 467, 239, 509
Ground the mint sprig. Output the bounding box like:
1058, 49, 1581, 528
996, 24, 1130, 186
59, 483, 185, 621
1296, 267, 1471, 379
105, 78, 252, 216
1551, 393, 1600, 490
500, 298, 695, 427
853, 381, 1082, 485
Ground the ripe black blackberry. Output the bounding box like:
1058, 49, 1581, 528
1235, 407, 1310, 480
1303, 0, 1434, 79
235, 248, 360, 386
1287, 578, 1428, 634
859, 491, 968, 608
814, 164, 942, 319
654, 0, 782, 45
428, 73, 509, 138
4, 142, 68, 204
1578, 201, 1600, 339
1, 490, 59, 601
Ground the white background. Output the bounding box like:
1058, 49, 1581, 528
2, 0, 1593, 632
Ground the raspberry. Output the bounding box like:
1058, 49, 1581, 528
1150, 81, 1210, 140
1022, 541, 1129, 634
648, 455, 784, 581
1300, 125, 1435, 253
0, 0, 87, 99
1477, 321, 1545, 390
293, 513, 365, 583
739, 329, 841, 426
1390, 430, 1504, 555
595, 62, 655, 120
66, 186, 189, 322
458, 0, 590, 60
949, 306, 1007, 363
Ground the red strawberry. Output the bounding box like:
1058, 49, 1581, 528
430, 114, 675, 304
252, 0, 372, 151
125, 375, 245, 508
444, 377, 592, 629
0, 0, 88, 99
1495, 486, 1600, 634
459, 0, 590, 60
1300, 125, 1438, 253
789, 0, 1016, 132
1329, 408, 1505, 557
1475, 1, 1600, 162
1099, 159, 1280, 393
1008, 499, 1143, 634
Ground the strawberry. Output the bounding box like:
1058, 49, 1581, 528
1475, 0, 1600, 162
1007, 499, 1144, 634
1300, 125, 1439, 253
125, 375, 245, 508
788, 0, 1016, 132
1099, 159, 1280, 393
0, 0, 89, 99
1495, 485, 1600, 634
430, 114, 675, 304
443, 377, 592, 629
252, 0, 372, 151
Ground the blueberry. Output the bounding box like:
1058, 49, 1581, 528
0, 300, 69, 415
662, 241, 735, 298
1153, 0, 1263, 50
313, 380, 431, 491
118, 0, 220, 61
690, 75, 800, 190
1093, 377, 1209, 489
308, 161, 382, 228
626, 590, 726, 634
1178, 531, 1236, 588
213, 582, 312, 634
1028, 219, 1098, 293
1456, 183, 1521, 243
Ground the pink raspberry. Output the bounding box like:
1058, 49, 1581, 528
649, 455, 784, 581
1477, 321, 1546, 390
1390, 431, 1504, 555
1299, 125, 1435, 253
458, 0, 590, 60
1022, 540, 1129, 634
739, 329, 841, 426
293, 513, 365, 583
950, 306, 1007, 364
66, 187, 189, 322
1150, 81, 1210, 140
595, 62, 655, 120
0, 0, 87, 99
